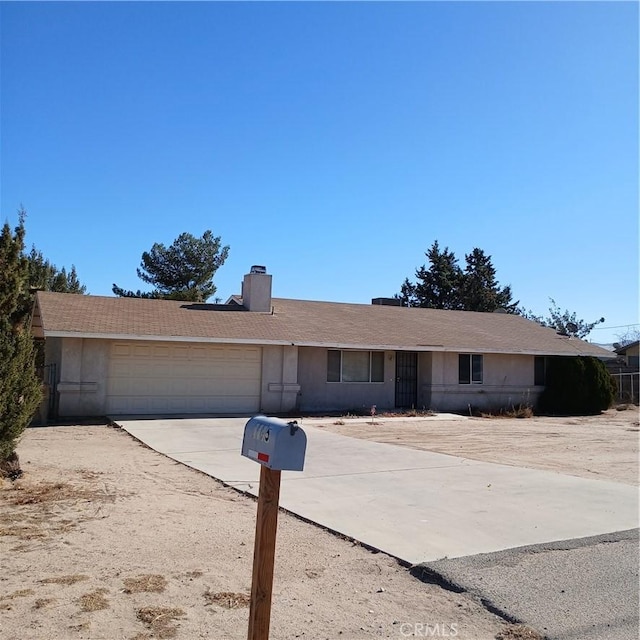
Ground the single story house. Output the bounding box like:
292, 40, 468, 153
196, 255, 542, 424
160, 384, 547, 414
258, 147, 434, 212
31, 267, 614, 418
614, 340, 639, 371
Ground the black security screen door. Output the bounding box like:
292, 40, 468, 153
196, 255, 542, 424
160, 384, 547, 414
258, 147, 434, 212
395, 352, 418, 409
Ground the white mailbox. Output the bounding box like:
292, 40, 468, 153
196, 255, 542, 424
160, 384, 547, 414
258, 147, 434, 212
241, 415, 307, 471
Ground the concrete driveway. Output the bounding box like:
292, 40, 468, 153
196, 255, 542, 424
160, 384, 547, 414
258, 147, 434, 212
115, 416, 638, 565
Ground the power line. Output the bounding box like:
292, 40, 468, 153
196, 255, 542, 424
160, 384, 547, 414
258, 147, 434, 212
591, 323, 640, 330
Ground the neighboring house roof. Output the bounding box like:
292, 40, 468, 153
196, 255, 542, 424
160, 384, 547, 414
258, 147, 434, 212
32, 292, 615, 358
615, 340, 639, 355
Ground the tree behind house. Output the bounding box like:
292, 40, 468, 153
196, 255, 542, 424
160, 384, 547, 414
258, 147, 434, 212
518, 299, 605, 339
113, 230, 230, 302
460, 248, 518, 312
27, 247, 87, 295
398, 241, 517, 312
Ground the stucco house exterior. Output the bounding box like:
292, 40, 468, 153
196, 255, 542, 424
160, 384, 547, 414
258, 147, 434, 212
609, 340, 639, 404
614, 340, 639, 370
31, 267, 614, 419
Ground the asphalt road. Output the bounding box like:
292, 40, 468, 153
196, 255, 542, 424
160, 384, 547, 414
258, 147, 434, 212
416, 529, 639, 640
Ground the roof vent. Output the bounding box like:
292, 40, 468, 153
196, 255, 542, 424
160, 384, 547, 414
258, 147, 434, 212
371, 297, 402, 306
250, 265, 267, 275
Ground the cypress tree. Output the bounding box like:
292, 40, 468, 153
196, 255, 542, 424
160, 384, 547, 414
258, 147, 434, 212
0, 214, 42, 478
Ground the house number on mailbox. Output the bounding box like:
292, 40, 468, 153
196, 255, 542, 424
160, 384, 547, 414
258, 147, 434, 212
253, 426, 270, 443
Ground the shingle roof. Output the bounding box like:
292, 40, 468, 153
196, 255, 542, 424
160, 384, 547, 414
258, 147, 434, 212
32, 291, 614, 358
615, 340, 639, 355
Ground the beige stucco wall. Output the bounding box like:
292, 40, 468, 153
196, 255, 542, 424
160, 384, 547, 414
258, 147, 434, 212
45, 337, 543, 418
297, 347, 396, 412
46, 338, 300, 418
429, 352, 541, 412
625, 344, 639, 358
621, 343, 639, 370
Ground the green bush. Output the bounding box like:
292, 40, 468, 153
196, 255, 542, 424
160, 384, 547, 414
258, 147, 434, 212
538, 356, 615, 415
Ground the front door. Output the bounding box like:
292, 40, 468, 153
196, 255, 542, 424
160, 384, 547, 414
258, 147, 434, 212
395, 352, 418, 409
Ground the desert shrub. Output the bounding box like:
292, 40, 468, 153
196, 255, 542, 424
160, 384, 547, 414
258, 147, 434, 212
538, 356, 615, 415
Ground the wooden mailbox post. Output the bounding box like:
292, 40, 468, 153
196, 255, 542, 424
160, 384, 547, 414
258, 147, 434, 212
241, 415, 307, 640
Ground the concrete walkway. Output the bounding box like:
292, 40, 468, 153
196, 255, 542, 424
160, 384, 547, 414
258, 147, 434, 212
115, 417, 639, 565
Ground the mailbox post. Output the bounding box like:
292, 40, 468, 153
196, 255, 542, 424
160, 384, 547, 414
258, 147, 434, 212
242, 415, 307, 640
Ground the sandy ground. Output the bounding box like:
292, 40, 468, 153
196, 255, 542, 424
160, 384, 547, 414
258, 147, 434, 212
0, 424, 534, 640
315, 408, 640, 486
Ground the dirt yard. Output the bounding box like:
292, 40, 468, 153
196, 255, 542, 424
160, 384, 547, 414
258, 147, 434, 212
0, 424, 537, 640
315, 407, 640, 486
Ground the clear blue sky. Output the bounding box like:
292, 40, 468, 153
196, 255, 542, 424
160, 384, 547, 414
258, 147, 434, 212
1, 1, 638, 344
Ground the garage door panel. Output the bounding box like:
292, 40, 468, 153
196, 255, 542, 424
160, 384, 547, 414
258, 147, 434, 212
106, 341, 262, 415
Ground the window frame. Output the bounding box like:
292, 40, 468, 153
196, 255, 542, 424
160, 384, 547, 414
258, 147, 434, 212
327, 350, 385, 383
458, 353, 483, 385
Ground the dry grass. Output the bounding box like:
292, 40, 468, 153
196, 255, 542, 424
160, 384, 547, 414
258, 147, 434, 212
0, 588, 35, 611
0, 523, 48, 540
381, 409, 436, 418
33, 597, 57, 610
136, 606, 185, 639
480, 405, 534, 419
7, 480, 114, 506
0, 588, 35, 600
123, 574, 167, 594
496, 623, 545, 640
203, 589, 250, 609
0, 476, 116, 543
39, 574, 89, 586
77, 588, 109, 612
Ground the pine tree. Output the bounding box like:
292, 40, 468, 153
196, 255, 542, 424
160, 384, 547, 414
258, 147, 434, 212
0, 214, 42, 477
460, 248, 518, 312
408, 241, 464, 309
400, 242, 516, 311
113, 230, 229, 302
27, 246, 87, 296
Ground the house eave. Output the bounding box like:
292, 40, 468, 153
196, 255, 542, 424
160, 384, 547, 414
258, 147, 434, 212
41, 331, 293, 347
39, 331, 615, 358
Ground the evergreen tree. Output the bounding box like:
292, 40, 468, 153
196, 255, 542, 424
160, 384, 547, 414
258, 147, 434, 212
113, 230, 229, 302
538, 356, 615, 415
399, 242, 516, 312
0, 214, 42, 477
460, 248, 518, 312
403, 241, 463, 309
27, 247, 87, 295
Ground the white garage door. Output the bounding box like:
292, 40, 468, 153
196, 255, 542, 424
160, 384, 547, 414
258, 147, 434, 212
106, 342, 262, 415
